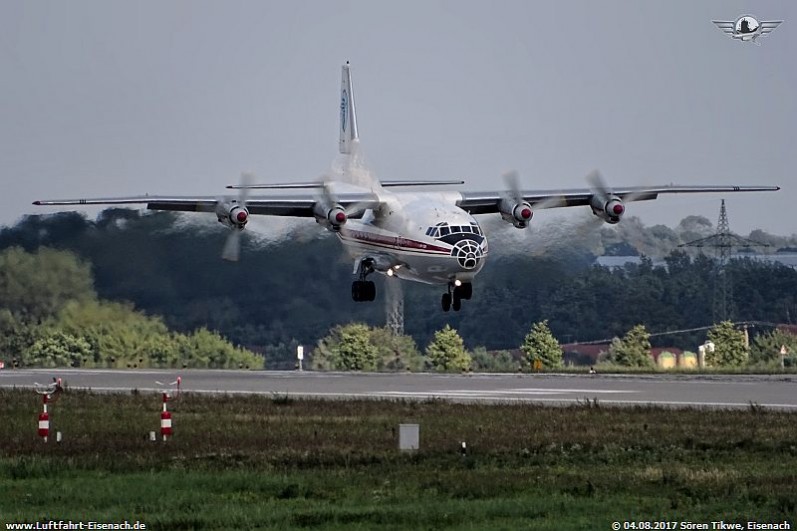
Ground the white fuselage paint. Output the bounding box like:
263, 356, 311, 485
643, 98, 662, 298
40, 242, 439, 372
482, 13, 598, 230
336, 190, 488, 285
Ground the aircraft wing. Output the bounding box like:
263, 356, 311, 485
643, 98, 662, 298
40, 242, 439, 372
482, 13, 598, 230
759, 21, 783, 35
711, 21, 736, 36
457, 185, 780, 215
33, 192, 382, 217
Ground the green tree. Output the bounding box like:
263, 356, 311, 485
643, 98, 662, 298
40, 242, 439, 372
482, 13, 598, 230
520, 320, 562, 369
426, 325, 471, 372
175, 328, 263, 369
470, 347, 516, 372
25, 330, 92, 368
750, 329, 797, 367
0, 309, 41, 362
369, 327, 424, 371
313, 323, 379, 371
56, 300, 171, 366
706, 321, 748, 367
0, 247, 95, 323
608, 324, 654, 368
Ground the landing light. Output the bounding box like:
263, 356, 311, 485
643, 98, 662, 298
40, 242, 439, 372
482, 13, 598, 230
387, 269, 394, 277
454, 279, 462, 287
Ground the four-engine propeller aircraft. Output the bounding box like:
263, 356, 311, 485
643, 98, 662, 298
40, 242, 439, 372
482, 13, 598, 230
34, 63, 779, 312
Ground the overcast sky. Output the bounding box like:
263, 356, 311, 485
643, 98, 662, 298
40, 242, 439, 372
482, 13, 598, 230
1, 0, 794, 234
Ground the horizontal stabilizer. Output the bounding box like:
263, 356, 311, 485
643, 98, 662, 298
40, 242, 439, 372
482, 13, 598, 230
227, 180, 465, 190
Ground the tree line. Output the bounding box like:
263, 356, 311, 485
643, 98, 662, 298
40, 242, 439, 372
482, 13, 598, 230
0, 247, 260, 369
2, 209, 797, 369
312, 319, 795, 372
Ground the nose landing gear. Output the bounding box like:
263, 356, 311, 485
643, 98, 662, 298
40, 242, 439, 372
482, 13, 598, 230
441, 282, 472, 312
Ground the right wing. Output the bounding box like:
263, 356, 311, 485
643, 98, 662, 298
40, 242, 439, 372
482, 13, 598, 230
457, 184, 780, 215
759, 21, 783, 36
33, 193, 382, 217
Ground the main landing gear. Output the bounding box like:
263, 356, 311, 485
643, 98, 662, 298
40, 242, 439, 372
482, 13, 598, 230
352, 280, 376, 302
352, 258, 376, 302
441, 282, 472, 312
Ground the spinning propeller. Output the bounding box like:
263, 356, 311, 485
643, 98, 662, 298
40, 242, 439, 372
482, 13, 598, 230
221, 172, 252, 262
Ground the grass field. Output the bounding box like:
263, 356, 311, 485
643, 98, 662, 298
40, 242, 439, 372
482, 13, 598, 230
1, 389, 796, 530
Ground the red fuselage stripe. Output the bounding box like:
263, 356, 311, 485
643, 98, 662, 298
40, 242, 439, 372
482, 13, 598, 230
340, 231, 451, 255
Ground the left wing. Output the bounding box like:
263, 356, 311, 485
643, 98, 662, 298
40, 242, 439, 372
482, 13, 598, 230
33, 192, 381, 217
458, 185, 780, 215
711, 20, 736, 36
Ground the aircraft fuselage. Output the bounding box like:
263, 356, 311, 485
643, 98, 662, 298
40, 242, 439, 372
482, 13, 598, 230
337, 190, 488, 285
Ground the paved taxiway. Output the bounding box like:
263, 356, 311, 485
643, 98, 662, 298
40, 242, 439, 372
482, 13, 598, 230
2, 369, 797, 409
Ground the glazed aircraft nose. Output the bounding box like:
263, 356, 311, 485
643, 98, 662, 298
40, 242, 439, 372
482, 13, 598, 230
451, 237, 485, 270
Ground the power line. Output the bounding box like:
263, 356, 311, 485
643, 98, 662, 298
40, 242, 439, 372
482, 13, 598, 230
678, 200, 769, 322
566, 321, 780, 346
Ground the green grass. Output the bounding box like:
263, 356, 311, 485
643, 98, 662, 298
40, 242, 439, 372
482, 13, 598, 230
1, 389, 796, 529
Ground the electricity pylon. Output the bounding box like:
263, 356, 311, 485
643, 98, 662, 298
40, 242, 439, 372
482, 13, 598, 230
679, 200, 768, 322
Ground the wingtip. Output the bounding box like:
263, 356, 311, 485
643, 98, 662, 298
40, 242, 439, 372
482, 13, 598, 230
32, 200, 41, 205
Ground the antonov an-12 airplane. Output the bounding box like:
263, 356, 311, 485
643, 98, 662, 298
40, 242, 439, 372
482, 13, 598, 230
35, 63, 779, 312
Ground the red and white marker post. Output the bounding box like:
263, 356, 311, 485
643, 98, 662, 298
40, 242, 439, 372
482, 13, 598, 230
38, 394, 50, 442
156, 376, 181, 441
160, 393, 172, 441
35, 378, 62, 443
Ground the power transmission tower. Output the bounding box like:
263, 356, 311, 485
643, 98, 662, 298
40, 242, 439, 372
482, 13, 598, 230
679, 200, 768, 322
385, 275, 404, 335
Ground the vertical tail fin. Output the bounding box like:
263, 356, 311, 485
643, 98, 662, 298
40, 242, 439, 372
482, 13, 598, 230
339, 62, 359, 154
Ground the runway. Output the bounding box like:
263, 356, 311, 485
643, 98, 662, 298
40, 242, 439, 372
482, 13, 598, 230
3, 368, 797, 409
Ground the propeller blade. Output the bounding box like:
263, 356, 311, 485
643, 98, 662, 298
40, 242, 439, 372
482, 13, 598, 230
219, 172, 253, 262
586, 169, 611, 203
502, 170, 523, 205
532, 194, 568, 210
222, 229, 241, 262
317, 176, 337, 210
320, 176, 373, 219
344, 200, 374, 218
238, 171, 253, 207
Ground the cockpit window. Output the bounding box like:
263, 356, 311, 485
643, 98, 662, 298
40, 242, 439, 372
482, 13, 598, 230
426, 222, 483, 239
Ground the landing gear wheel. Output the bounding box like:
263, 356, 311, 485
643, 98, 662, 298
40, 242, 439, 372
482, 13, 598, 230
352, 281, 362, 302
452, 293, 461, 312
460, 283, 473, 300
352, 281, 377, 302
365, 281, 376, 301
441, 293, 451, 312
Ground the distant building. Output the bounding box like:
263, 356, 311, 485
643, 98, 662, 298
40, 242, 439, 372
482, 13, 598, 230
561, 343, 610, 365
595, 253, 797, 270
562, 343, 687, 367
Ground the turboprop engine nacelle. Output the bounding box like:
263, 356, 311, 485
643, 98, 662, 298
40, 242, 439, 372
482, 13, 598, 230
216, 203, 249, 229
590, 195, 625, 225
499, 200, 533, 229
314, 204, 347, 232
